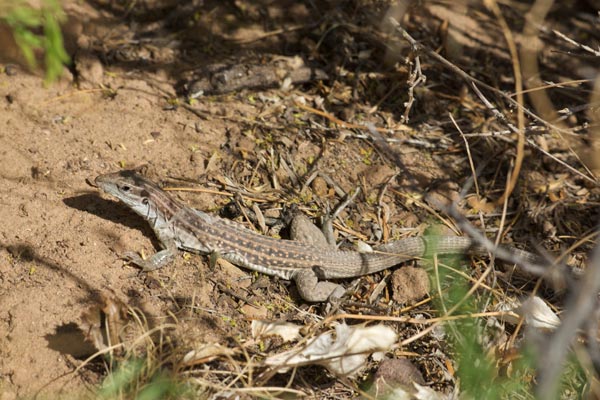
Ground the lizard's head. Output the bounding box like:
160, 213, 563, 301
95, 170, 164, 217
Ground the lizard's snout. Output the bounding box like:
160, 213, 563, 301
86, 175, 103, 188
93, 174, 106, 189
93, 173, 116, 191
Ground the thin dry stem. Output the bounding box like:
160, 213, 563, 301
536, 225, 600, 399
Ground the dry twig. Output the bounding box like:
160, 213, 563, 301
536, 225, 600, 399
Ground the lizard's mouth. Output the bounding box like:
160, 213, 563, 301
86, 176, 99, 188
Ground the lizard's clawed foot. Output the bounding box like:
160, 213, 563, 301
327, 285, 348, 303
120, 248, 175, 271
121, 251, 145, 265
121, 251, 156, 271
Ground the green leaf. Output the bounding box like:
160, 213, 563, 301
1, 0, 69, 83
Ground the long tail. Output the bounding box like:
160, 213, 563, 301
374, 235, 548, 272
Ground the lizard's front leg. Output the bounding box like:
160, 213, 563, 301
123, 238, 178, 271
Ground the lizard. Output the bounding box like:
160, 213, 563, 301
94, 170, 546, 302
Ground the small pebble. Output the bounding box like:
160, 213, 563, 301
372, 358, 426, 396
311, 176, 328, 197
5, 64, 17, 76
391, 266, 430, 304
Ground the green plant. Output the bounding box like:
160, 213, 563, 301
427, 235, 588, 399
99, 358, 191, 400
1, 0, 69, 83
428, 238, 535, 399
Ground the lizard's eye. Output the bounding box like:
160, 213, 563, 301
121, 185, 131, 192
142, 198, 149, 205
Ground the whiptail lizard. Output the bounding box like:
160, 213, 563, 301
95, 170, 545, 302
